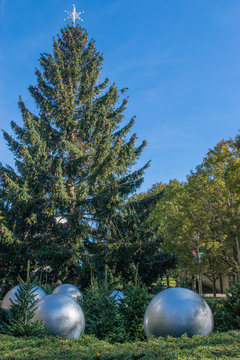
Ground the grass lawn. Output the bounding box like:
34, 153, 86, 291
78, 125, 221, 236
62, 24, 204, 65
161, 277, 177, 288
0, 331, 240, 360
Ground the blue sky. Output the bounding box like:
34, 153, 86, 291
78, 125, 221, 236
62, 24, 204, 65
1, 0, 240, 193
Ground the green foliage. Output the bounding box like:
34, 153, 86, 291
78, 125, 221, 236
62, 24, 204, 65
151, 279, 166, 294
0, 277, 16, 299
80, 280, 127, 343
148, 166, 237, 292
204, 297, 225, 330
89, 194, 177, 287
214, 282, 240, 331
177, 276, 192, 290
204, 283, 240, 332
0, 331, 240, 359
36, 282, 56, 295
0, 24, 149, 286
0, 276, 44, 337
119, 283, 150, 341
30, 276, 58, 294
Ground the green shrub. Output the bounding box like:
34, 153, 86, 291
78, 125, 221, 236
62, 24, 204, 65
178, 276, 192, 289
80, 280, 127, 343
0, 276, 45, 337
31, 279, 57, 294
0, 330, 240, 359
204, 297, 224, 330
151, 279, 166, 294
214, 281, 240, 332
119, 282, 151, 341
0, 277, 16, 299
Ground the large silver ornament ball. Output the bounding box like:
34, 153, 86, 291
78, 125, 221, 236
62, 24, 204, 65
110, 290, 125, 305
52, 284, 83, 302
144, 287, 214, 338
32, 294, 85, 339
1, 285, 46, 312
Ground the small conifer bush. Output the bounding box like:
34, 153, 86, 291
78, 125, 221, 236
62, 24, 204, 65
81, 280, 127, 343
0, 276, 44, 337
119, 282, 150, 341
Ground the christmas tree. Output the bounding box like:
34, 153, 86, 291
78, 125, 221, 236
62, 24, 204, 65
0, 20, 150, 286
86, 192, 177, 287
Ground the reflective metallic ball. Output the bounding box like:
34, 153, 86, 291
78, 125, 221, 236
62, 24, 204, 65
52, 284, 83, 302
32, 294, 85, 339
144, 287, 214, 338
110, 290, 125, 305
1, 285, 46, 312
54, 216, 67, 224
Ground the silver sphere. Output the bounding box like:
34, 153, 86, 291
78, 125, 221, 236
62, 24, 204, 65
144, 287, 214, 338
32, 294, 85, 339
1, 285, 46, 312
52, 284, 83, 302
54, 216, 67, 224
110, 290, 125, 305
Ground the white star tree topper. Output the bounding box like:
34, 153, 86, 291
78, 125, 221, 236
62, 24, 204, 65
64, 4, 84, 26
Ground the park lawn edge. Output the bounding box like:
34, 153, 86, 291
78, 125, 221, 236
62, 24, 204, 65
0, 330, 240, 359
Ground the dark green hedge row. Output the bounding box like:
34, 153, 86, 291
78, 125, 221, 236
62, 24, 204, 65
0, 331, 240, 359
204, 282, 240, 332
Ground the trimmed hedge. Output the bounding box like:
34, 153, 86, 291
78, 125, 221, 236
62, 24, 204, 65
0, 331, 240, 359
204, 282, 240, 332
204, 297, 224, 330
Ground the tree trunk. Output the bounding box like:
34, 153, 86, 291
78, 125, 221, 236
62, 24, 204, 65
27, 260, 30, 282
220, 276, 223, 293
66, 178, 77, 211
166, 274, 170, 288
235, 237, 240, 281
104, 264, 108, 291
232, 240, 240, 280
66, 131, 77, 211
131, 261, 138, 284
198, 272, 203, 296
192, 275, 196, 291
212, 278, 216, 298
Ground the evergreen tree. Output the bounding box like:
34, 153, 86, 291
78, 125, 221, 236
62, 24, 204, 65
0, 25, 149, 285
81, 279, 127, 342
119, 282, 150, 341
0, 276, 44, 337
86, 192, 177, 287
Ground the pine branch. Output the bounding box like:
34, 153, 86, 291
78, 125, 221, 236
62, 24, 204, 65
0, 276, 45, 337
